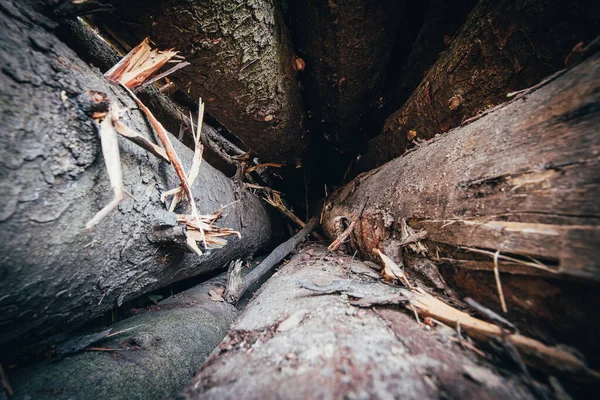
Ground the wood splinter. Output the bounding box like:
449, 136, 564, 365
223, 217, 319, 303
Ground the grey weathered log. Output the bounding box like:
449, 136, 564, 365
322, 53, 600, 362
8, 275, 237, 400
0, 0, 272, 361
91, 0, 308, 164
358, 0, 600, 171
223, 217, 318, 303
179, 246, 540, 399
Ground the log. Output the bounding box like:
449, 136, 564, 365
8, 275, 237, 400
0, 0, 272, 361
385, 0, 477, 114
358, 0, 600, 171
90, 0, 308, 164
322, 52, 600, 362
55, 17, 243, 177
178, 246, 550, 399
283, 0, 405, 153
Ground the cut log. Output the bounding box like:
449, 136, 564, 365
55, 17, 243, 177
322, 52, 600, 362
179, 245, 556, 399
8, 275, 236, 400
283, 0, 405, 153
358, 0, 600, 171
0, 0, 272, 361
90, 0, 308, 164
385, 0, 477, 114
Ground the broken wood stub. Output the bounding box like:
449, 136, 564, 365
322, 52, 600, 361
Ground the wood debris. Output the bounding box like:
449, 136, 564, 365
104, 37, 188, 89
373, 248, 412, 289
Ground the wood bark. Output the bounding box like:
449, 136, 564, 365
385, 0, 477, 114
358, 0, 600, 171
55, 17, 243, 177
178, 245, 544, 399
283, 0, 405, 153
0, 0, 272, 361
90, 0, 308, 164
7, 275, 237, 400
322, 53, 600, 363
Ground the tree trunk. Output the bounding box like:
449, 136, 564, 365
7, 274, 236, 400
178, 245, 542, 399
358, 0, 600, 171
283, 0, 405, 154
90, 0, 308, 164
384, 0, 477, 114
0, 0, 272, 361
322, 53, 600, 362
55, 16, 242, 177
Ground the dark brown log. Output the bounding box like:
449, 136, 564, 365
358, 0, 600, 171
322, 52, 600, 363
178, 246, 550, 399
90, 0, 308, 164
385, 0, 477, 114
284, 0, 405, 153
55, 17, 245, 177
8, 275, 237, 400
0, 0, 272, 361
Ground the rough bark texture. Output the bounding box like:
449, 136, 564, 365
322, 53, 600, 363
0, 0, 271, 360
385, 0, 477, 114
284, 0, 404, 153
358, 0, 600, 171
179, 245, 538, 399
7, 275, 237, 400
91, 0, 308, 164
55, 17, 242, 177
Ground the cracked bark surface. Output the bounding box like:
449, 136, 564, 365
0, 0, 271, 360
179, 245, 538, 400
358, 0, 600, 171
91, 0, 308, 164
322, 52, 600, 365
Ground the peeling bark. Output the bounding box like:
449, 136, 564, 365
359, 0, 600, 171
91, 0, 308, 164
179, 246, 540, 399
0, 0, 271, 360
323, 53, 600, 363
8, 275, 237, 400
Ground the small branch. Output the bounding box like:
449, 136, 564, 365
493, 251, 508, 313
263, 191, 326, 241
223, 217, 319, 303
